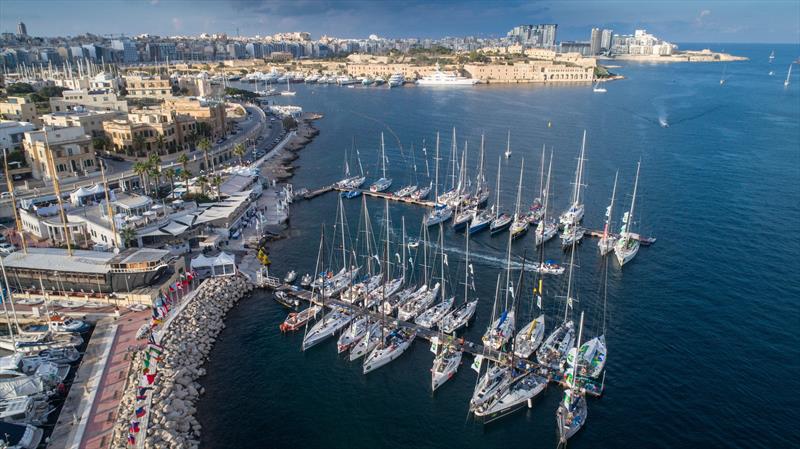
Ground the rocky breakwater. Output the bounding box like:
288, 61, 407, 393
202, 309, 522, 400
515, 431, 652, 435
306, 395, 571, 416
262, 113, 321, 182
111, 275, 254, 449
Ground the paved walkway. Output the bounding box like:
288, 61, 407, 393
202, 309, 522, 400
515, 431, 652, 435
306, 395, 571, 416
48, 309, 151, 449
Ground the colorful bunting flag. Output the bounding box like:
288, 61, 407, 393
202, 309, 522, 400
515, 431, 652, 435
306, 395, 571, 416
128, 434, 136, 445
471, 355, 483, 373
135, 407, 146, 418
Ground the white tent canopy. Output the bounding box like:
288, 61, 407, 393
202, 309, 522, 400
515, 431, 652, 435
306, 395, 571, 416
191, 252, 237, 278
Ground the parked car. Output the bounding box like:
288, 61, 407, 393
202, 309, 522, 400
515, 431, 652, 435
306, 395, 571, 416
0, 243, 16, 255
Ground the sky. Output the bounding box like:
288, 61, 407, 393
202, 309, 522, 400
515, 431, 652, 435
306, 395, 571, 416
1, 0, 798, 44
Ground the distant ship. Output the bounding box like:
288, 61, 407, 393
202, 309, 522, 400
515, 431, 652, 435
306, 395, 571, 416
416, 63, 479, 86
388, 73, 404, 88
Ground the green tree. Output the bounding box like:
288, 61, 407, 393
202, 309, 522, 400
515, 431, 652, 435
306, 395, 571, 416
155, 134, 165, 155
211, 174, 223, 199
92, 135, 111, 151
196, 174, 208, 196
6, 83, 35, 95
132, 133, 146, 158
233, 142, 246, 165
164, 167, 177, 199
147, 153, 162, 195
179, 169, 192, 196
133, 161, 149, 195
197, 138, 212, 173
120, 227, 137, 248
282, 116, 297, 130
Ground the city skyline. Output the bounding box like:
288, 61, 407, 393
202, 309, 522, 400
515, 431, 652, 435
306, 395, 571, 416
2, 0, 799, 43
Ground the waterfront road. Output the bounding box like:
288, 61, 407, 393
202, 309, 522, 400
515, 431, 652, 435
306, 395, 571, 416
0, 103, 271, 204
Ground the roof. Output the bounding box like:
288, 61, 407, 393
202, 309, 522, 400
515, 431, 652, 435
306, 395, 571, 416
114, 194, 152, 210
3, 248, 113, 274
109, 248, 169, 265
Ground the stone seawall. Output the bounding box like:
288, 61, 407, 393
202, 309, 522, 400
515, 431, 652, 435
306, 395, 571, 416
111, 275, 254, 449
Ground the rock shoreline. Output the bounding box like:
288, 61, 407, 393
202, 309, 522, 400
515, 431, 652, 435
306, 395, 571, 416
260, 114, 321, 182
112, 275, 254, 449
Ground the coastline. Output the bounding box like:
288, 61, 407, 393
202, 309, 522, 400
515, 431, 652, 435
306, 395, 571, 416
600, 51, 748, 63
258, 113, 322, 182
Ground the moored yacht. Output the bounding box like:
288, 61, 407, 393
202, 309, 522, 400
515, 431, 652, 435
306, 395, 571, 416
363, 328, 416, 374
301, 309, 353, 351
416, 63, 479, 86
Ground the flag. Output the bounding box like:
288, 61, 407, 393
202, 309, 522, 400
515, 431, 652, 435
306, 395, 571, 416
567, 296, 573, 309
130, 421, 140, 433
471, 355, 483, 373
128, 434, 136, 445
468, 264, 473, 275
143, 366, 149, 375
138, 387, 152, 396
538, 279, 542, 296
537, 294, 542, 309
136, 394, 147, 401
508, 283, 515, 300
143, 358, 151, 369
135, 407, 146, 418
430, 337, 439, 354
443, 254, 448, 266
145, 373, 156, 384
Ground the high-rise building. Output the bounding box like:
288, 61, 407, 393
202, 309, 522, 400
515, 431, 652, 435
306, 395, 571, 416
17, 21, 27, 37
111, 38, 139, 64
507, 24, 557, 48
590, 28, 602, 55
600, 29, 613, 52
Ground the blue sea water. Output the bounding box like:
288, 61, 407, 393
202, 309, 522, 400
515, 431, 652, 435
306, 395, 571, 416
197, 44, 800, 448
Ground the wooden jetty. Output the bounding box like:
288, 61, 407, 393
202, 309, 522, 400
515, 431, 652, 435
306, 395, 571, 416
276, 284, 548, 372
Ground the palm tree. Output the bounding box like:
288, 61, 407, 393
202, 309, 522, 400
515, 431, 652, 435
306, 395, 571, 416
196, 175, 208, 197
133, 161, 149, 195
164, 167, 177, 199
177, 153, 190, 195
120, 227, 137, 248
155, 134, 165, 155
197, 138, 212, 173
132, 133, 146, 158
211, 174, 223, 199
233, 142, 246, 166
180, 170, 192, 197
147, 153, 162, 195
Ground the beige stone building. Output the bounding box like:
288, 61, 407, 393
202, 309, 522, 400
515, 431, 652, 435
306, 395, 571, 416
41, 109, 121, 138
103, 109, 197, 157
124, 74, 174, 99
23, 126, 98, 180
162, 98, 226, 139
346, 63, 440, 80
464, 61, 594, 83
50, 89, 129, 113
0, 96, 41, 126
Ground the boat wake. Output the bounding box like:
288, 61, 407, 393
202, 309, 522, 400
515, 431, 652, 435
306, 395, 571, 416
423, 240, 544, 272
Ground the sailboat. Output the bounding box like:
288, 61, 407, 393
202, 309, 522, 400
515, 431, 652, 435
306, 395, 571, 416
394, 144, 418, 198
536, 222, 578, 369
280, 77, 296, 96
424, 132, 453, 226
614, 162, 641, 267
769, 50, 775, 63
411, 140, 433, 200
436, 128, 462, 206
472, 135, 491, 206
785, 64, 793, 87
467, 135, 493, 234
509, 159, 529, 239
415, 224, 453, 328
557, 312, 589, 443
440, 228, 478, 334
514, 275, 545, 359
504, 130, 512, 158
370, 133, 393, 192
431, 337, 463, 391
482, 225, 516, 350
336, 144, 365, 191
592, 81, 607, 93
473, 370, 548, 422
362, 327, 416, 374
598, 171, 619, 256
559, 130, 587, 227
490, 156, 512, 233
720, 64, 727, 86
470, 278, 514, 411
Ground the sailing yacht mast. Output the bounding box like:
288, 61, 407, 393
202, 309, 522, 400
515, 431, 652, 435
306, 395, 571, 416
626, 162, 641, 236
602, 171, 619, 242
575, 130, 587, 208
513, 159, 525, 222
380, 133, 387, 180
563, 220, 578, 322
434, 132, 440, 203
494, 155, 502, 218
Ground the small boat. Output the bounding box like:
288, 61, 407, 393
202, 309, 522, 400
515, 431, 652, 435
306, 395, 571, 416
423, 206, 452, 227
470, 365, 514, 410
363, 328, 416, 374
482, 310, 515, 350
300, 273, 313, 287
440, 296, 478, 333
337, 316, 370, 353
284, 270, 297, 283
514, 314, 545, 358
364, 276, 404, 308
536, 321, 575, 370
560, 223, 585, 248
0, 421, 44, 449
273, 291, 300, 309
382, 286, 416, 316
21, 316, 91, 334
452, 207, 476, 231
490, 213, 512, 233
574, 335, 607, 379
559, 131, 588, 227
369, 133, 392, 192
397, 283, 440, 321
531, 261, 565, 275
349, 321, 382, 361
342, 190, 361, 199
504, 130, 512, 158
279, 306, 321, 332
784, 63, 792, 87
508, 159, 527, 239
406, 239, 420, 250
614, 162, 642, 267
394, 185, 417, 198
415, 297, 454, 329
592, 81, 607, 93
302, 309, 353, 351
468, 210, 493, 234
411, 183, 432, 200
431, 342, 462, 391
473, 372, 547, 422
557, 389, 588, 443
